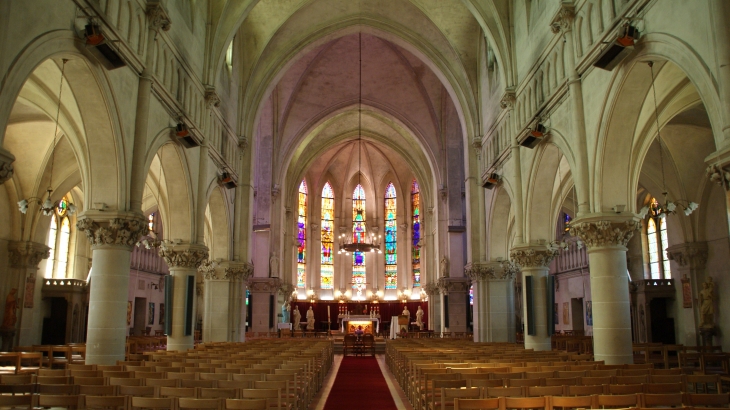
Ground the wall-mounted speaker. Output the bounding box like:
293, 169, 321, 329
482, 173, 502, 189
84, 24, 126, 70
519, 124, 546, 149
218, 172, 237, 189
175, 123, 199, 148
594, 25, 639, 71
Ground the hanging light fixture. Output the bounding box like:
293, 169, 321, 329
18, 59, 77, 217
337, 32, 382, 255
638, 61, 699, 219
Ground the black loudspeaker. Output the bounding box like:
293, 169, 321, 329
444, 295, 450, 329
519, 124, 546, 149
594, 25, 639, 71
525, 276, 535, 336
175, 123, 200, 148
184, 276, 194, 336
218, 172, 237, 189
269, 295, 275, 329
547, 275, 555, 336
84, 24, 126, 70
163, 276, 173, 335
482, 173, 501, 189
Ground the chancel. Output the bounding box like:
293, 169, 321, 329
0, 0, 729, 408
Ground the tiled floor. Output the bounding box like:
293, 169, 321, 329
310, 354, 414, 410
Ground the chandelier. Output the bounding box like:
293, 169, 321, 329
18, 59, 77, 217
337, 32, 381, 255
638, 62, 698, 219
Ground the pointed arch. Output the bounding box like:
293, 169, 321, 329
411, 179, 421, 287
320, 181, 334, 289
352, 184, 366, 291
384, 182, 397, 289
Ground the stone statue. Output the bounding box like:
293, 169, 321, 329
269, 253, 279, 278
699, 276, 715, 328
440, 256, 450, 278
1, 289, 18, 329
402, 305, 411, 321
281, 302, 290, 324
292, 306, 301, 330
306, 306, 315, 330
416, 305, 424, 330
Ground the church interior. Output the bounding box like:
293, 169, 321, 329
0, 0, 729, 408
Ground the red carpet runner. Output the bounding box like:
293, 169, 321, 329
323, 356, 398, 410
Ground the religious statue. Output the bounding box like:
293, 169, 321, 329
1, 289, 18, 330
440, 256, 450, 278
269, 253, 279, 278
416, 305, 424, 330
281, 302, 290, 324
699, 276, 715, 328
402, 305, 411, 321
306, 306, 315, 330
292, 306, 301, 330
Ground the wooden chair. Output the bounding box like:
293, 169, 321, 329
179, 397, 223, 409
468, 379, 505, 389
35, 375, 72, 385
253, 380, 294, 410
427, 379, 467, 410
158, 386, 197, 398
241, 388, 281, 410
109, 377, 143, 386
225, 398, 268, 410
38, 368, 67, 377
0, 374, 32, 384
200, 387, 239, 399
130, 397, 176, 410
37, 384, 79, 395
118, 385, 157, 397
580, 376, 612, 386
687, 374, 722, 393
78, 385, 118, 396
644, 382, 683, 394
83, 395, 129, 410
201, 373, 231, 381
607, 384, 644, 395
545, 377, 578, 387
0, 394, 34, 409
595, 393, 640, 409
146, 378, 180, 388
180, 379, 217, 388
441, 387, 482, 410
685, 393, 730, 407
526, 385, 564, 397
453, 397, 502, 410
550, 395, 595, 410
503, 396, 549, 410
641, 392, 684, 408
75, 376, 106, 386
37, 394, 83, 409
485, 386, 523, 398
614, 375, 649, 385
650, 375, 683, 384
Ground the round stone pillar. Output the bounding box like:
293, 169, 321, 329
76, 213, 147, 365
510, 246, 558, 351
159, 245, 208, 351
571, 217, 641, 364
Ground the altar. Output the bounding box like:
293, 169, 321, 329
339, 315, 380, 334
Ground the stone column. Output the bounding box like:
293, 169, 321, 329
199, 260, 254, 342
666, 242, 708, 345
225, 262, 253, 341
571, 216, 641, 364
247, 277, 281, 335
437, 277, 470, 334
6, 241, 49, 348
159, 244, 208, 351
466, 262, 517, 343
423, 283, 439, 333
76, 213, 147, 364
510, 246, 559, 351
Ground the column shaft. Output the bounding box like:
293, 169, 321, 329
167, 266, 196, 351
522, 266, 551, 351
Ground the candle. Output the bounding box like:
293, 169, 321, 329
327, 305, 330, 320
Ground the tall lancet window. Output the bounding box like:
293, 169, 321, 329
45, 197, 72, 279
320, 182, 334, 289
384, 183, 397, 289
647, 197, 671, 280
296, 180, 307, 288
411, 180, 421, 287
352, 184, 366, 290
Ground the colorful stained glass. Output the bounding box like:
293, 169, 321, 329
385, 182, 397, 289
470, 285, 474, 306
352, 184, 366, 290
297, 180, 307, 288
321, 182, 334, 289
411, 180, 421, 287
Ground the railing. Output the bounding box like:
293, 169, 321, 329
554, 238, 589, 274
131, 245, 169, 275
43, 278, 88, 288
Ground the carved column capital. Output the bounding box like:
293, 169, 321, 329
247, 277, 281, 293
159, 244, 209, 269
0, 147, 15, 185
510, 246, 559, 268
465, 262, 514, 281
198, 259, 218, 280
500, 88, 516, 110
666, 242, 708, 269
550, 3, 575, 33
146, 1, 171, 31
569, 215, 641, 249
706, 164, 730, 189
8, 241, 50, 269
205, 86, 221, 108
76, 212, 148, 250
437, 277, 470, 294
422, 283, 440, 296
223, 262, 254, 282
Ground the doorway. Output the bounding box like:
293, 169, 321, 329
41, 297, 68, 345
133, 297, 147, 336
571, 298, 585, 336
650, 298, 676, 344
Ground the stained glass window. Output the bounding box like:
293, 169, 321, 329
297, 180, 307, 288
57, 218, 70, 279
646, 197, 671, 280
411, 180, 421, 287
321, 182, 334, 289
384, 183, 397, 290
352, 184, 366, 291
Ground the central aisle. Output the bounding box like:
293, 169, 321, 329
322, 356, 399, 410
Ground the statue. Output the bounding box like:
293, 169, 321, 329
416, 305, 424, 330
292, 306, 301, 330
269, 253, 279, 278
699, 276, 715, 328
306, 306, 315, 330
1, 289, 18, 330
440, 256, 450, 278
402, 305, 411, 321
281, 302, 290, 324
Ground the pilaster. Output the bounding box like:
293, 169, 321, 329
422, 283, 440, 333
437, 277, 470, 333
465, 262, 516, 342
6, 241, 49, 348
247, 277, 281, 334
